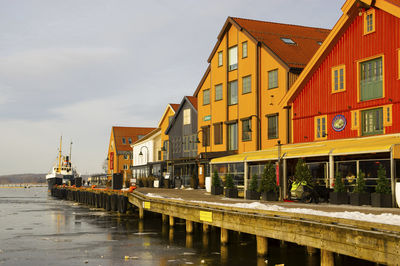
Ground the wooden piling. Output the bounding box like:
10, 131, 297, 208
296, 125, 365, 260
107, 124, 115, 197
306, 246, 317, 255
321, 250, 334, 266
203, 223, 209, 233
221, 228, 229, 245
162, 214, 168, 224
139, 207, 144, 219
169, 216, 174, 227
256, 236, 268, 256
186, 220, 193, 234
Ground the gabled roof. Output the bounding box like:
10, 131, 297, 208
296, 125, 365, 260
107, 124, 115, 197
208, 17, 330, 69
131, 128, 161, 146
280, 0, 400, 107
112, 126, 156, 152
157, 103, 179, 128
165, 96, 198, 135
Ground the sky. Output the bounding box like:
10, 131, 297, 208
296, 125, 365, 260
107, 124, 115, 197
0, 0, 343, 175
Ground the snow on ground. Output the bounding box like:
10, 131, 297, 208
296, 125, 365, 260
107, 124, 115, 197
144, 193, 400, 226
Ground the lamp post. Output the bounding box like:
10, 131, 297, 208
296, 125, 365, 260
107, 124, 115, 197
161, 140, 173, 188
139, 146, 150, 179
195, 128, 209, 182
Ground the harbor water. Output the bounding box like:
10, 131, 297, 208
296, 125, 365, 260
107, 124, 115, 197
0, 187, 374, 265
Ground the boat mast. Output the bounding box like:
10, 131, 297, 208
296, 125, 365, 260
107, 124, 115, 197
69, 141, 73, 162
57, 136, 62, 173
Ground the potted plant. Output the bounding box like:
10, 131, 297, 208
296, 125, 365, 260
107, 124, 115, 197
246, 174, 260, 200
142, 177, 148, 187
330, 172, 348, 204
148, 176, 155, 188
137, 177, 144, 187
259, 162, 278, 201
190, 174, 199, 189
174, 177, 182, 189
349, 171, 370, 206
224, 173, 238, 198
371, 165, 392, 207
291, 158, 316, 203
211, 169, 223, 195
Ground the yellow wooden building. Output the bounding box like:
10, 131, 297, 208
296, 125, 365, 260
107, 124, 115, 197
194, 17, 330, 164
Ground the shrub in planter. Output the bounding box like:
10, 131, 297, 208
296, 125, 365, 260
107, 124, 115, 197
137, 178, 144, 187
211, 170, 223, 195
246, 174, 260, 200
259, 162, 278, 201
174, 178, 182, 189
148, 176, 155, 188
330, 172, 348, 204
163, 179, 170, 188
224, 173, 238, 198
291, 158, 318, 203
142, 178, 148, 187
371, 165, 392, 207
350, 171, 370, 206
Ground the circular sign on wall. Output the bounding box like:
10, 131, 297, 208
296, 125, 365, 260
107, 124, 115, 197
332, 115, 346, 132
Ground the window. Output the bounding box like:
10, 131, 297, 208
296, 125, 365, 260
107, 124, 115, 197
267, 114, 279, 139
242, 41, 248, 58
362, 108, 383, 136
332, 65, 346, 92
228, 123, 238, 150
124, 154, 129, 160
242, 119, 251, 141
183, 109, 191, 125
281, 37, 296, 45
360, 57, 383, 101
202, 126, 210, 147
214, 122, 223, 145
215, 84, 223, 101
228, 80, 238, 105
314, 115, 327, 140
122, 138, 126, 144
268, 69, 278, 89
228, 46, 238, 71
364, 9, 375, 34
123, 164, 128, 170
158, 150, 161, 161
163, 140, 169, 160
218, 51, 223, 67
128, 138, 132, 144
383, 105, 392, 126
242, 75, 251, 94
203, 89, 210, 105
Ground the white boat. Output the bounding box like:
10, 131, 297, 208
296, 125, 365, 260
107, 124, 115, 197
46, 136, 81, 191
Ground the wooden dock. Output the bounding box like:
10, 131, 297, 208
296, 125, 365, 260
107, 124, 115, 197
51, 186, 400, 266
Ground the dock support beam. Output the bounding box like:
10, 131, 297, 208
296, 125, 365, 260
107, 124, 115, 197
321, 250, 334, 266
162, 214, 168, 224
306, 246, 317, 255
139, 207, 144, 219
256, 236, 268, 256
203, 223, 209, 233
169, 216, 175, 227
186, 220, 193, 234
221, 228, 229, 245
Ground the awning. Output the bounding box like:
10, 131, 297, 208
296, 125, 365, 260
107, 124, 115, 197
210, 134, 400, 164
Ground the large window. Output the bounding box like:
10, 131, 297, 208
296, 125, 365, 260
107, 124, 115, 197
360, 57, 383, 101
215, 84, 223, 101
228, 80, 238, 105
228, 46, 238, 71
242, 119, 251, 141
242, 75, 251, 94
361, 107, 383, 136
268, 69, 278, 89
218, 51, 223, 67
267, 114, 279, 139
332, 65, 346, 93
202, 126, 210, 147
214, 122, 223, 145
228, 123, 238, 150
315, 115, 327, 140
183, 109, 191, 125
242, 41, 248, 58
203, 89, 210, 105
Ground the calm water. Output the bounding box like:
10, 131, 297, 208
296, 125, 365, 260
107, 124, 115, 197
0, 187, 374, 266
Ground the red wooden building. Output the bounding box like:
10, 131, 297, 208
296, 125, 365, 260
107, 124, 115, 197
281, 0, 400, 203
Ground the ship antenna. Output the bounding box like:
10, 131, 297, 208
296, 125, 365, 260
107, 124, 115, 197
70, 141, 73, 162
57, 136, 62, 173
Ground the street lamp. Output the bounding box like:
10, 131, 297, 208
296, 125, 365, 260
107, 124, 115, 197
138, 146, 149, 164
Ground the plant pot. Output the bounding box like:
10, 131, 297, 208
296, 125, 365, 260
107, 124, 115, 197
225, 188, 238, 198
349, 192, 371, 206
329, 191, 348, 205
174, 179, 182, 189
211, 186, 223, 195
261, 191, 278, 201
190, 178, 199, 189
371, 193, 392, 208
246, 190, 260, 200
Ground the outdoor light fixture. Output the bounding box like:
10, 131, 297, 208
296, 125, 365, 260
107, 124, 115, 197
139, 151, 143, 156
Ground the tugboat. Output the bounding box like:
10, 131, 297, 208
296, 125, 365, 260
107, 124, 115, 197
46, 136, 81, 191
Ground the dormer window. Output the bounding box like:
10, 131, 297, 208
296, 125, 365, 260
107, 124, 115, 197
281, 37, 296, 45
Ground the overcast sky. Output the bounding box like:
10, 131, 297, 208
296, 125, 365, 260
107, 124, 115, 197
0, 0, 343, 175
